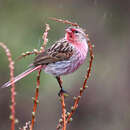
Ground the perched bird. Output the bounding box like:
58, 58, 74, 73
1, 26, 88, 94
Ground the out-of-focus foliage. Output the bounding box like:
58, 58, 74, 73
0, 0, 129, 130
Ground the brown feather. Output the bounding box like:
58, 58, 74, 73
33, 38, 74, 66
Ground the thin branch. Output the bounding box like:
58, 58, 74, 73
30, 68, 42, 130
60, 93, 67, 130
56, 77, 67, 130
49, 17, 79, 27
30, 24, 50, 130
0, 42, 16, 130
16, 24, 50, 61
66, 34, 94, 124
40, 24, 50, 52
16, 49, 39, 61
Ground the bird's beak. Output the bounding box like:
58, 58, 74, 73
65, 28, 72, 33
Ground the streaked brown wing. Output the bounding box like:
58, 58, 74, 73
33, 38, 73, 66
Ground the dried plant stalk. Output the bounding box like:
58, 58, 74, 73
56, 76, 67, 130
30, 24, 50, 130
66, 34, 94, 124
40, 24, 50, 52
16, 24, 50, 61
60, 93, 67, 130
49, 17, 79, 27
16, 49, 39, 61
30, 68, 42, 130
0, 42, 16, 130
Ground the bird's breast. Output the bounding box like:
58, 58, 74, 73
44, 47, 87, 76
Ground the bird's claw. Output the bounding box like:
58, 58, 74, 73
58, 88, 69, 97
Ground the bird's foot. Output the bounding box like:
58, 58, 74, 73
58, 88, 69, 97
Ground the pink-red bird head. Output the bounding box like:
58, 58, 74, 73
65, 26, 86, 45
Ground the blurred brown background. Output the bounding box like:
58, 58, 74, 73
0, 0, 129, 130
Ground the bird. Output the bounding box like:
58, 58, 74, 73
0, 26, 88, 94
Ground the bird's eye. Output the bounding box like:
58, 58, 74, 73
74, 30, 79, 33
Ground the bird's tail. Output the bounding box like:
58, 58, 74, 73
1, 65, 42, 88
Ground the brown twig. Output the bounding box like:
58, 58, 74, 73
30, 24, 50, 130
40, 24, 50, 52
66, 34, 94, 124
16, 49, 39, 61
16, 24, 50, 61
0, 42, 16, 130
60, 93, 67, 130
56, 77, 67, 130
49, 17, 79, 27
30, 68, 42, 130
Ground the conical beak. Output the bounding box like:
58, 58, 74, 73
65, 28, 72, 33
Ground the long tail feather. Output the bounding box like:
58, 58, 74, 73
1, 65, 42, 88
